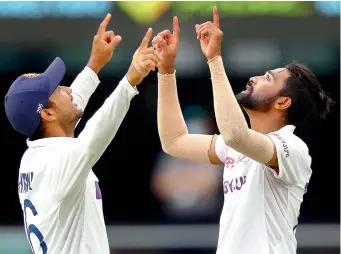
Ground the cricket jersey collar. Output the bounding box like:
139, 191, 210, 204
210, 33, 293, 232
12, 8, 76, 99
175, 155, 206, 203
27, 136, 76, 148
279, 125, 296, 133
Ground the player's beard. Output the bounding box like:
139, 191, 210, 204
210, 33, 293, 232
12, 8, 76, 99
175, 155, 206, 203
236, 84, 278, 112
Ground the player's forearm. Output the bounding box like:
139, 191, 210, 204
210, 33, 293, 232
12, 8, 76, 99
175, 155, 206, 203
70, 66, 100, 112
157, 72, 188, 149
157, 72, 212, 163
208, 56, 249, 143
77, 76, 138, 161
208, 56, 274, 163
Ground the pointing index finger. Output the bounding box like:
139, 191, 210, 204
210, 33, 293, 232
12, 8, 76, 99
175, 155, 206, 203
173, 16, 180, 41
97, 13, 112, 36
213, 6, 220, 28
139, 28, 153, 49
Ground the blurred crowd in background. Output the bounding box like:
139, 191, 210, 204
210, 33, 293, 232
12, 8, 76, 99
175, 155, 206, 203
0, 1, 339, 254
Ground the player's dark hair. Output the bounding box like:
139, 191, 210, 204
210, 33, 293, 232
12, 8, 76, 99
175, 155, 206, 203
278, 62, 334, 125
29, 100, 53, 141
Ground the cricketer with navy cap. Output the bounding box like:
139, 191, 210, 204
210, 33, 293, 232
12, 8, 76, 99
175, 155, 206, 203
4, 14, 160, 254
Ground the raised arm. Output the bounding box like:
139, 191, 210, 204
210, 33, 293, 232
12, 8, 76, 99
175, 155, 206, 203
196, 7, 277, 165
69, 67, 99, 114
70, 14, 122, 126
154, 17, 222, 165
75, 28, 159, 157
52, 26, 161, 200
69, 14, 154, 115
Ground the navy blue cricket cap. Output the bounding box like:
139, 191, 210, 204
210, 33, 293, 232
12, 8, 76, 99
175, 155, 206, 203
4, 57, 66, 137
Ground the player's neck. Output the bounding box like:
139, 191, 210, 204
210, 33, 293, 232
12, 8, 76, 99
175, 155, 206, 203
43, 124, 75, 138
247, 111, 287, 134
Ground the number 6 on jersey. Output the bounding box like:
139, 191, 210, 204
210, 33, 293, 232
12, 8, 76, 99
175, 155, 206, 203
24, 199, 47, 254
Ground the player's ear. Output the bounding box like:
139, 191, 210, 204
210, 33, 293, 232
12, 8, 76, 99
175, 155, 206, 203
41, 108, 57, 122
274, 96, 291, 110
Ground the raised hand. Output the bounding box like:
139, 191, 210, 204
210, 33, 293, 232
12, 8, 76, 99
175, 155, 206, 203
152, 16, 180, 74
87, 13, 122, 73
195, 6, 223, 60
126, 28, 162, 86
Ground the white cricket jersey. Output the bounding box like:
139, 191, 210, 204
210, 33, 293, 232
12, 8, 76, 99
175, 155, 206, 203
17, 67, 139, 254
215, 125, 312, 254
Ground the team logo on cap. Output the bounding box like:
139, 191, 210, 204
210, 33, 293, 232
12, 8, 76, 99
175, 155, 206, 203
36, 103, 43, 114
23, 73, 40, 78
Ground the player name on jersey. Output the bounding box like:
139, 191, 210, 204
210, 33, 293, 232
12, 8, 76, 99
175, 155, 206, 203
18, 172, 34, 193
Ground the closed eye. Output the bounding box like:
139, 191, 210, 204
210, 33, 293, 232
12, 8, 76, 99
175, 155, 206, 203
264, 74, 270, 81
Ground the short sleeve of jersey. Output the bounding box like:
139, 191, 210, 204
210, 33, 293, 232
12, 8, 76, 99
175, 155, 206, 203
215, 135, 230, 163
267, 130, 312, 185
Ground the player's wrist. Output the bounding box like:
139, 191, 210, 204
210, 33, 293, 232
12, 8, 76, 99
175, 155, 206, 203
126, 63, 143, 86
207, 53, 222, 62
158, 64, 175, 75
86, 59, 102, 74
